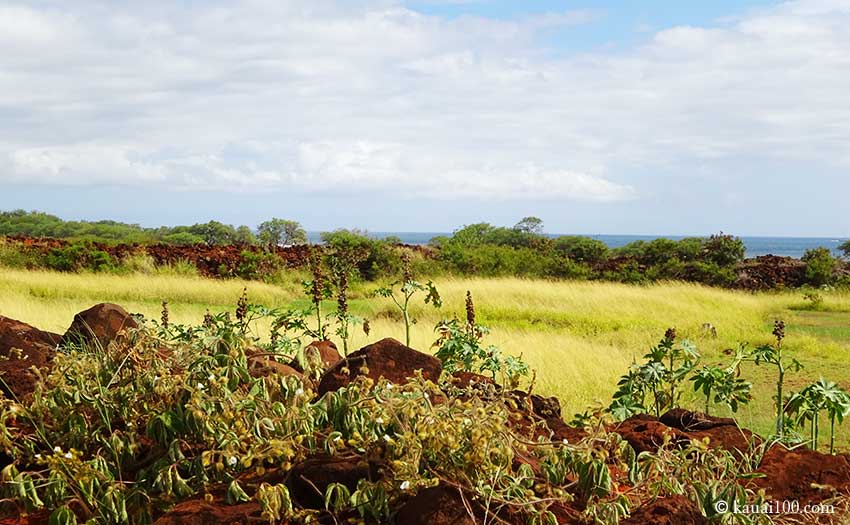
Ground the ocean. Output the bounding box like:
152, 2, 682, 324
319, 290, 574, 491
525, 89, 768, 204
306, 232, 847, 259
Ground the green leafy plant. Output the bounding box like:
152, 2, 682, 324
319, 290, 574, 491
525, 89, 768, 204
787, 378, 850, 453
750, 320, 802, 439
373, 251, 441, 347
690, 348, 752, 415
432, 291, 528, 387
609, 329, 700, 418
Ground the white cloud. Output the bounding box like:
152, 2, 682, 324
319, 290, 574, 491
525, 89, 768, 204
1, 0, 849, 204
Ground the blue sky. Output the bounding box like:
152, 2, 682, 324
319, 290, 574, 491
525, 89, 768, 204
1, 0, 848, 236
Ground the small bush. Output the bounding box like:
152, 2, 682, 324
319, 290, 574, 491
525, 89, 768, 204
701, 233, 745, 267
553, 236, 609, 265
45, 242, 114, 272
118, 253, 158, 274
0, 242, 43, 269
802, 247, 837, 287
237, 250, 284, 281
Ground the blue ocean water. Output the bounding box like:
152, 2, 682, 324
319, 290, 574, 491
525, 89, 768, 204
307, 232, 847, 258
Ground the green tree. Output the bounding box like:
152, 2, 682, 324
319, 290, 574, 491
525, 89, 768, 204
553, 236, 609, 264
839, 240, 850, 259
187, 221, 240, 245
258, 218, 307, 247
801, 247, 837, 287
701, 233, 745, 267
513, 216, 544, 235
234, 225, 257, 245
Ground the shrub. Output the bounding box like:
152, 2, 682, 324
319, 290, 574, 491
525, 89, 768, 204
45, 242, 114, 272
258, 218, 306, 247
0, 241, 43, 269
236, 250, 284, 281
321, 230, 397, 280
802, 247, 837, 287
553, 236, 609, 265
701, 233, 745, 267
118, 253, 158, 274
160, 232, 205, 245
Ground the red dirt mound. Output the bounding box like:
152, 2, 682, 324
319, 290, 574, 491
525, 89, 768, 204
60, 303, 139, 348
317, 338, 441, 395
0, 315, 59, 399
621, 495, 708, 525
753, 445, 850, 505
614, 411, 755, 455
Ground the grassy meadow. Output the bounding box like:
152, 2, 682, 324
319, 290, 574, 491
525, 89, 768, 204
2, 267, 850, 448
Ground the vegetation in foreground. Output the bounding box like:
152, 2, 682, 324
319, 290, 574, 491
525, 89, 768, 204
1, 292, 849, 524
3, 265, 850, 449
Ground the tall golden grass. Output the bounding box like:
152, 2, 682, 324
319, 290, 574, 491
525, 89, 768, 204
2, 268, 849, 444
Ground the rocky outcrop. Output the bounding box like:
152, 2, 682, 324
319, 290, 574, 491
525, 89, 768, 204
59, 303, 139, 348
317, 338, 442, 395
0, 315, 60, 398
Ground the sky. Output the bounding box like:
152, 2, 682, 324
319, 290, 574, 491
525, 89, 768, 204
1, 0, 849, 236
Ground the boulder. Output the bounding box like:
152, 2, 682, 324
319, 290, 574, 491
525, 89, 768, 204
246, 348, 303, 379
60, 303, 139, 349
394, 484, 477, 525
0, 315, 60, 399
0, 315, 60, 359
317, 338, 441, 395
613, 411, 756, 455
660, 409, 756, 453
612, 415, 689, 454
621, 495, 707, 525
152, 500, 261, 525
288, 340, 342, 372
288, 455, 377, 510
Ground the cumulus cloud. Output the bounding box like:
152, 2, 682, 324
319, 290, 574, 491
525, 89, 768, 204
1, 0, 849, 204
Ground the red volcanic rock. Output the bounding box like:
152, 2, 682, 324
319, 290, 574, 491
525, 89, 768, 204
621, 495, 708, 525
0, 315, 60, 359
246, 347, 303, 379
613, 411, 756, 455
613, 415, 690, 454
0, 511, 51, 525
317, 338, 441, 395
395, 484, 477, 525
660, 409, 756, 453
288, 455, 377, 510
288, 340, 342, 372
60, 303, 139, 348
0, 315, 60, 399
152, 500, 262, 525
754, 445, 850, 505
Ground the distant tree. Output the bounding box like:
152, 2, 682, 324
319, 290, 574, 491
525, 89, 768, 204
235, 225, 257, 245
258, 218, 307, 247
701, 233, 745, 267
802, 247, 837, 287
553, 236, 609, 264
161, 232, 204, 245
188, 221, 240, 245
513, 216, 544, 235
839, 240, 850, 259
